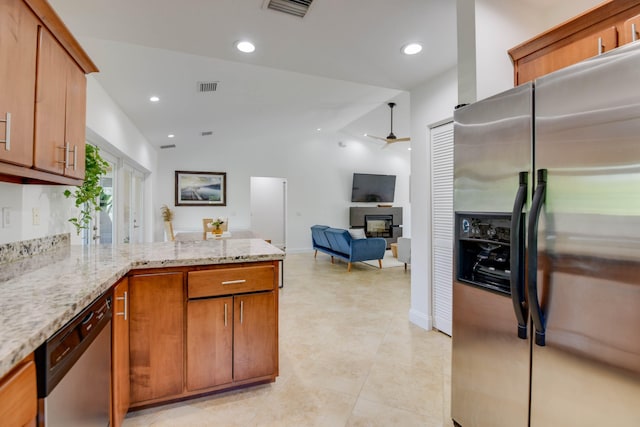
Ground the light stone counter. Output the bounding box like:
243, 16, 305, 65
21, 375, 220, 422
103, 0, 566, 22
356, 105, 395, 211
0, 238, 284, 378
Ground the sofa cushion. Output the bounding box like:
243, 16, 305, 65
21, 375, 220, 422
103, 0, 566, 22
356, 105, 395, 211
348, 228, 366, 239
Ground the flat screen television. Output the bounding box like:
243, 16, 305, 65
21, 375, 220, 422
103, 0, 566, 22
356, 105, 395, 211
351, 173, 396, 203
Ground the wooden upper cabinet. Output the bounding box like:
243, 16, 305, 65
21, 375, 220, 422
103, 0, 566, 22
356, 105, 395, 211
621, 13, 640, 44
509, 0, 640, 85
516, 27, 617, 85
0, 0, 97, 185
34, 28, 86, 179
0, 0, 39, 168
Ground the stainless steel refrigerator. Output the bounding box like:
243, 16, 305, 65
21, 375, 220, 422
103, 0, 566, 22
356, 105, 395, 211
451, 41, 640, 427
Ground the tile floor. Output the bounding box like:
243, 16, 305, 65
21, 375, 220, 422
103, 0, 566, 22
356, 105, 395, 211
123, 252, 453, 427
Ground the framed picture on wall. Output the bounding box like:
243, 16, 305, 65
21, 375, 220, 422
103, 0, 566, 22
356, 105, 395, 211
175, 171, 227, 206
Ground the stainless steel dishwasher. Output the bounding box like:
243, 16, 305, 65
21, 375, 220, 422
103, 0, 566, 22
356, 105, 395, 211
36, 291, 112, 426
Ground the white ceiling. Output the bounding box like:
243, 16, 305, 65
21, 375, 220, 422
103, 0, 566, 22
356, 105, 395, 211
48, 0, 458, 149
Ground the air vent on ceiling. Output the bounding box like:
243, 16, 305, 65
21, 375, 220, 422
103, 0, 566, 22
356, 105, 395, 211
266, 0, 314, 18
201, 131, 213, 137
160, 144, 176, 149
198, 81, 218, 93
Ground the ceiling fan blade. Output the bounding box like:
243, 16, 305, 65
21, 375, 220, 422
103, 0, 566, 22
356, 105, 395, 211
390, 137, 411, 142
366, 134, 388, 142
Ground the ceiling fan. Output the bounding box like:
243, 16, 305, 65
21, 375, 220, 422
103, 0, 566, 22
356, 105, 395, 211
365, 102, 410, 147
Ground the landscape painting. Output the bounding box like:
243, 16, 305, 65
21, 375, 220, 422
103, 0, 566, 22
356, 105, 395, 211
175, 171, 227, 206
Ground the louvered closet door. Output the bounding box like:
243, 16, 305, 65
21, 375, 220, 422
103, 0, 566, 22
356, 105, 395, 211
431, 122, 453, 336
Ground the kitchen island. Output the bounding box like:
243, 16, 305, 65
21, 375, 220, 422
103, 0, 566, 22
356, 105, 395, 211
0, 238, 284, 379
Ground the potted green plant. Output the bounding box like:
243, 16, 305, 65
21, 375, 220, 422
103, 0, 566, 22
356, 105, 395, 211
64, 145, 110, 235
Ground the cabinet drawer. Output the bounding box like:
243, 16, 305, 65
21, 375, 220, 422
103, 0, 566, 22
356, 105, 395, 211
188, 265, 275, 298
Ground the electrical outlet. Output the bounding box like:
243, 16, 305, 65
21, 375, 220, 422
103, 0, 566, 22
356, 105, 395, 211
32, 208, 40, 226
2, 207, 10, 228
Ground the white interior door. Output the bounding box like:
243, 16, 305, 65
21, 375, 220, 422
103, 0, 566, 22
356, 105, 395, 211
250, 177, 287, 250
431, 122, 454, 336
122, 165, 145, 244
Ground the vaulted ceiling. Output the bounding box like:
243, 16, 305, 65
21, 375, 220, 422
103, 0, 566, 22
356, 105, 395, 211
48, 0, 457, 149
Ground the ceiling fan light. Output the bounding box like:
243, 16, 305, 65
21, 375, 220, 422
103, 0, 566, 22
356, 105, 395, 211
236, 40, 256, 53
402, 42, 423, 55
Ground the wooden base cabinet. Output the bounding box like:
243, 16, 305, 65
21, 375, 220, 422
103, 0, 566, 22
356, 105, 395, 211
112, 278, 129, 427
127, 261, 279, 410
187, 297, 233, 391
186, 291, 277, 392
233, 291, 277, 382
0, 353, 37, 427
129, 272, 184, 405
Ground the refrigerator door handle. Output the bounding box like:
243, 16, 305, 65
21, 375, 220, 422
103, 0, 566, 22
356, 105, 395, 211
510, 171, 528, 339
528, 169, 547, 346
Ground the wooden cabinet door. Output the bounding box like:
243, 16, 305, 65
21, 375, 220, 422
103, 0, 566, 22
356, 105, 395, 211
34, 27, 86, 178
0, 0, 38, 167
34, 27, 67, 175
233, 291, 278, 382
129, 272, 184, 403
112, 278, 130, 427
622, 14, 640, 45
63, 61, 86, 179
0, 353, 37, 427
186, 297, 233, 391
517, 26, 618, 84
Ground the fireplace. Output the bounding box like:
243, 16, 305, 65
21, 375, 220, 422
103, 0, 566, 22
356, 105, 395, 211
365, 215, 393, 238
349, 207, 403, 248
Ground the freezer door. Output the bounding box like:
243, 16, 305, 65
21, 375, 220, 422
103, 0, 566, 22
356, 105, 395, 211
531, 42, 640, 426
451, 283, 529, 427
453, 83, 532, 213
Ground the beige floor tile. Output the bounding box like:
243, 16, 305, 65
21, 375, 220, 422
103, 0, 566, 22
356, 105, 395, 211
123, 252, 452, 427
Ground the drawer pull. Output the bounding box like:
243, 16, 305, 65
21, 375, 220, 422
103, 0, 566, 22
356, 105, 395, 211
224, 303, 228, 327
221, 279, 246, 285
0, 112, 10, 151
633, 23, 638, 43
240, 300, 244, 324
597, 37, 603, 55
115, 291, 128, 321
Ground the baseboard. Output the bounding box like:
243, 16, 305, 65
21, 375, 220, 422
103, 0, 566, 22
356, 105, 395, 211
409, 308, 432, 330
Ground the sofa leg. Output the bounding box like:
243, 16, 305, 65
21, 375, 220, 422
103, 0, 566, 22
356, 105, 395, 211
378, 259, 383, 269
404, 263, 407, 270
331, 256, 334, 264
314, 250, 318, 258
348, 262, 352, 272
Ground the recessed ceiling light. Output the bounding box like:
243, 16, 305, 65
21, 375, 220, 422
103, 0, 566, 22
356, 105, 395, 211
149, 96, 160, 102
402, 43, 423, 55
317, 128, 322, 131
168, 134, 175, 138
236, 41, 256, 53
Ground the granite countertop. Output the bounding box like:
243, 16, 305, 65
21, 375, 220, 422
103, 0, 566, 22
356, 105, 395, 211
0, 239, 285, 378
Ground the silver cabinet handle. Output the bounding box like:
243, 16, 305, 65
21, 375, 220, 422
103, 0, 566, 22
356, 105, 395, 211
224, 303, 228, 327
0, 112, 10, 151
240, 300, 244, 324
222, 279, 246, 285
58, 143, 69, 166
597, 37, 603, 55
633, 23, 638, 42
115, 291, 128, 321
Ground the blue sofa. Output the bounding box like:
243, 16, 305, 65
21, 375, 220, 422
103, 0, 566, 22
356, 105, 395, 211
310, 225, 387, 272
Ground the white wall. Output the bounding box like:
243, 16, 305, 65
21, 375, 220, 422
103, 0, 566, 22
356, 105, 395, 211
0, 77, 158, 246
409, 67, 458, 329
155, 126, 411, 251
